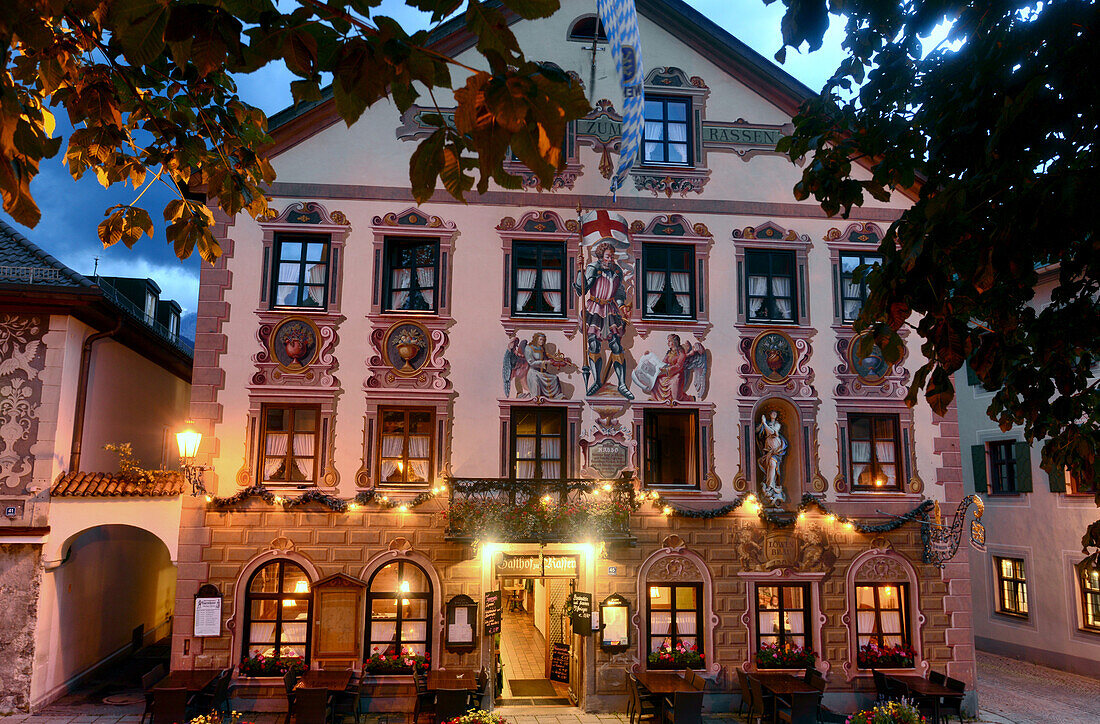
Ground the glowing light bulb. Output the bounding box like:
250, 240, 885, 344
398, 505, 408, 513
662, 506, 673, 516
650, 587, 660, 598
542, 494, 552, 505
602, 482, 613, 492
798, 511, 806, 521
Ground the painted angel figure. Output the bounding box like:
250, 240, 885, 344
502, 337, 529, 397
650, 334, 708, 402
502, 334, 574, 399
756, 409, 788, 506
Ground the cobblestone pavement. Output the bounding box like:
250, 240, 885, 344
3, 652, 1097, 724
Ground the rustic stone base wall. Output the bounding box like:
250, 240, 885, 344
0, 544, 42, 714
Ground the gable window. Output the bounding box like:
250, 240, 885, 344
243, 559, 312, 661
510, 407, 565, 480
379, 408, 433, 486
568, 15, 607, 43
272, 233, 330, 309
755, 584, 810, 652
260, 405, 320, 485
745, 250, 795, 323
989, 440, 1018, 494
643, 244, 694, 319
512, 241, 566, 316
384, 237, 439, 313
643, 409, 698, 487
855, 584, 909, 648
647, 584, 702, 667
367, 560, 431, 661
994, 557, 1029, 618
849, 413, 902, 491
643, 97, 691, 166
1079, 564, 1100, 632
839, 252, 881, 322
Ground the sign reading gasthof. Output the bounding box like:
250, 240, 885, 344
496, 553, 578, 578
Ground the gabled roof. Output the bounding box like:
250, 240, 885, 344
0, 218, 92, 288
265, 0, 817, 155
51, 471, 185, 498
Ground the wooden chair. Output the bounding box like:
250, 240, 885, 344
627, 674, 658, 724
775, 691, 821, 724
940, 676, 967, 723
929, 671, 947, 686
291, 687, 334, 724
736, 670, 752, 717
689, 672, 706, 691
746, 677, 773, 724
413, 670, 435, 724
660, 690, 703, 724
191, 668, 232, 717
151, 687, 190, 724
332, 672, 365, 724
284, 671, 300, 724
433, 688, 470, 724
468, 668, 489, 711
140, 664, 167, 724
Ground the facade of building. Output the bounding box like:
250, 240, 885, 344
0, 219, 193, 712
957, 265, 1100, 678
171, 0, 976, 714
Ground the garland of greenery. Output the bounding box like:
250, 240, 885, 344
207, 485, 441, 512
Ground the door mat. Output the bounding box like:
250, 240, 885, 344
508, 679, 559, 697
102, 694, 145, 705
495, 698, 572, 707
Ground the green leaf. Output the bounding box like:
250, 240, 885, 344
108, 0, 171, 68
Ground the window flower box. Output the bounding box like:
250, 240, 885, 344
364, 647, 430, 675
647, 641, 704, 670
856, 643, 916, 669
239, 654, 307, 678
755, 642, 816, 669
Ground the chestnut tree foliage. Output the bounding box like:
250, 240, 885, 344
0, 0, 588, 262
769, 0, 1098, 555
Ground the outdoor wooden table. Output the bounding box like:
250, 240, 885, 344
296, 670, 353, 692
887, 675, 955, 724
152, 669, 219, 693
632, 671, 698, 695
427, 669, 481, 691
749, 672, 818, 696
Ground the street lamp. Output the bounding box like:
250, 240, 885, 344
176, 422, 209, 496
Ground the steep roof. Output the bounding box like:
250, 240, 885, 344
51, 470, 186, 498
0, 218, 93, 288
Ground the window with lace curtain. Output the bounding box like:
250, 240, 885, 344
1078, 562, 1100, 632
994, 556, 1029, 618
643, 96, 692, 165
383, 237, 439, 313
755, 584, 811, 651
243, 559, 312, 661
855, 583, 909, 648
839, 252, 882, 322
259, 405, 321, 485
642, 244, 694, 319
646, 584, 702, 664
848, 413, 902, 491
378, 408, 433, 486
366, 560, 432, 661
509, 407, 564, 480
511, 241, 566, 317
745, 250, 795, 323
271, 233, 330, 309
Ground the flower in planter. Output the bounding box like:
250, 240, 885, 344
444, 711, 508, 724
239, 653, 307, 678
190, 712, 257, 724
647, 639, 704, 669
755, 641, 816, 669
846, 698, 925, 724
856, 642, 916, 669
365, 645, 430, 674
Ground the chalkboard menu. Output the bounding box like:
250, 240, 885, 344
550, 642, 570, 683
484, 590, 502, 635
569, 592, 593, 634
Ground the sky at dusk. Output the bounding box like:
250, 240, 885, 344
2, 1, 850, 340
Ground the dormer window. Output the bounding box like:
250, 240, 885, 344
568, 15, 607, 43
144, 291, 157, 321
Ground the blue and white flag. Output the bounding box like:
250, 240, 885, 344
596, 0, 644, 198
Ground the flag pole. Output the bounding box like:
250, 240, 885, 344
576, 202, 590, 394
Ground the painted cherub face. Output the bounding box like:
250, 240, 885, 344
532, 333, 546, 346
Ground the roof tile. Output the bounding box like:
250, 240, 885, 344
51, 471, 185, 498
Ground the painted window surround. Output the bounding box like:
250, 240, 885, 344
738, 568, 828, 676
497, 399, 584, 479
242, 390, 339, 490
356, 391, 451, 490
630, 67, 712, 197
368, 208, 457, 321
732, 222, 812, 328
498, 210, 582, 338
631, 400, 718, 497
833, 400, 923, 503
257, 202, 351, 313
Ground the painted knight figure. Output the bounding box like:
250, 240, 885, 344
757, 409, 788, 507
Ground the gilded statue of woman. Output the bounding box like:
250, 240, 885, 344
757, 409, 788, 506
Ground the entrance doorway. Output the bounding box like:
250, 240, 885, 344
496, 575, 574, 705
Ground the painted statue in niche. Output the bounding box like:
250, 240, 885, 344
757, 409, 789, 506
502, 333, 576, 399
633, 334, 708, 402
575, 211, 634, 400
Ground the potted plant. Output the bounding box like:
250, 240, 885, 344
364, 645, 430, 675
857, 642, 916, 669
238, 653, 307, 678
647, 640, 704, 670
189, 714, 257, 724
444, 711, 508, 724
847, 699, 926, 724
755, 641, 816, 669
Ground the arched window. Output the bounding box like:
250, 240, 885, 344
366, 560, 432, 662
568, 15, 608, 43
243, 559, 313, 661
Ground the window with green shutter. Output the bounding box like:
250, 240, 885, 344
970, 444, 987, 494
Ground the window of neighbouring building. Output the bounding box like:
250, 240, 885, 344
510, 406, 565, 480
378, 408, 434, 486
643, 96, 692, 166
646, 584, 703, 667
643, 243, 695, 319
259, 405, 321, 485
855, 583, 910, 648
971, 440, 1032, 496
366, 560, 432, 662
1079, 563, 1100, 633
643, 409, 699, 487
243, 559, 312, 661
272, 233, 330, 309
994, 556, 1029, 618
838, 252, 881, 322
383, 237, 439, 313
849, 413, 902, 491
745, 249, 796, 323
755, 584, 811, 652
511, 240, 566, 317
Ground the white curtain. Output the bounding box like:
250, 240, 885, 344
650, 612, 671, 651
787, 611, 804, 634
852, 440, 871, 485
266, 432, 288, 456
880, 611, 901, 638
670, 272, 691, 312
304, 263, 326, 304
844, 278, 862, 318
249, 622, 276, 644
540, 434, 561, 478
541, 269, 562, 311
292, 434, 314, 457
669, 124, 688, 142
282, 622, 308, 642
408, 435, 430, 482
645, 121, 664, 141
390, 268, 411, 309
515, 437, 535, 478
416, 267, 435, 307
515, 268, 537, 310
400, 621, 427, 642
748, 275, 768, 317
381, 435, 405, 480
646, 271, 666, 312
279, 263, 300, 284
857, 612, 875, 646
675, 611, 697, 635
771, 276, 793, 319
876, 441, 896, 486
277, 264, 300, 305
